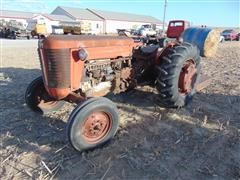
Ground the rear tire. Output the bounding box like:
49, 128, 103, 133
25, 76, 65, 114
155, 43, 201, 108
67, 97, 119, 152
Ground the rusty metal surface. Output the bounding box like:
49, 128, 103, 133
178, 60, 197, 94
40, 49, 72, 99
82, 111, 112, 144
43, 35, 136, 60
47, 87, 71, 100
113, 67, 136, 94
70, 49, 85, 91
64, 92, 86, 104
43, 35, 134, 48
45, 49, 71, 88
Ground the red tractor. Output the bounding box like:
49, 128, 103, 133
25, 28, 217, 152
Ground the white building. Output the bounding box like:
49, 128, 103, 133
51, 6, 163, 34
1, 7, 163, 35
0, 10, 34, 28
29, 14, 77, 34
87, 8, 163, 33
51, 6, 104, 34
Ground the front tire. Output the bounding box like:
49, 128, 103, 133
155, 42, 201, 108
67, 97, 119, 152
25, 76, 65, 114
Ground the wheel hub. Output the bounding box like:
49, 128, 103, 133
82, 111, 112, 144
179, 60, 197, 94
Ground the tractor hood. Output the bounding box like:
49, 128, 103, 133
42, 35, 135, 49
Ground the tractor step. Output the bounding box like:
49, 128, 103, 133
196, 74, 211, 92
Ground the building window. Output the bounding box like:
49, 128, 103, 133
96, 24, 99, 29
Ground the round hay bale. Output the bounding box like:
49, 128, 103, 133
182, 28, 220, 58
203, 29, 220, 57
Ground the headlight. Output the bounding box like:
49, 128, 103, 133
78, 48, 88, 61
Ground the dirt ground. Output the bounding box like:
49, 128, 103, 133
0, 39, 240, 180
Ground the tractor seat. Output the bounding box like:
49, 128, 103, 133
140, 45, 159, 54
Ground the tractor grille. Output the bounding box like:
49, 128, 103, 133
42, 49, 71, 88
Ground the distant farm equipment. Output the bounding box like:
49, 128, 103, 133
26, 19, 62, 38
0, 19, 30, 39
26, 18, 97, 38
137, 24, 157, 36
62, 25, 81, 35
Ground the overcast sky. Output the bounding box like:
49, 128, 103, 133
1, 0, 239, 27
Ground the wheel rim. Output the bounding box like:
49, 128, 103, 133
82, 111, 112, 144
178, 60, 197, 94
